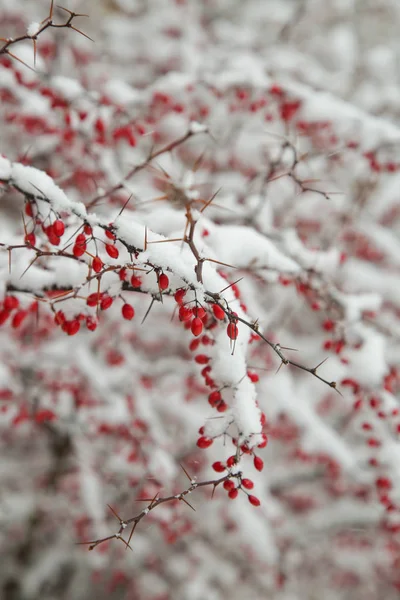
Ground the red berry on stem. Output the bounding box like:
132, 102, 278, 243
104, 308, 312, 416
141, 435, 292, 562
212, 304, 225, 320
3, 296, 19, 311
248, 495, 261, 507
241, 478, 254, 490
92, 256, 103, 273
179, 306, 192, 322
100, 296, 113, 310
191, 317, 203, 337
254, 456, 264, 471
227, 322, 238, 340
53, 220, 65, 237
223, 480, 236, 491
228, 488, 238, 499
212, 461, 226, 473
67, 320, 80, 336
158, 273, 169, 291
105, 244, 119, 259
122, 303, 135, 320
197, 436, 213, 449
174, 289, 186, 304
12, 310, 28, 328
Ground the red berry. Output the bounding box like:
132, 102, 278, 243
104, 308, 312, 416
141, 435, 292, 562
216, 401, 228, 412
122, 303, 135, 320
226, 455, 236, 468
208, 391, 221, 406
105, 244, 119, 259
195, 354, 209, 365
86, 316, 98, 331
53, 220, 65, 237
25, 232, 36, 246
253, 456, 264, 471
189, 338, 201, 352
84, 224, 92, 235
212, 304, 225, 320
158, 273, 169, 291
105, 229, 115, 240
227, 322, 238, 340
0, 310, 10, 326
191, 317, 203, 337
87, 293, 102, 307
3, 296, 19, 311
193, 306, 206, 319
228, 488, 238, 499
73, 243, 85, 257
248, 494, 261, 507
223, 480, 235, 491
12, 310, 28, 328
197, 436, 213, 449
179, 306, 192, 322
258, 433, 268, 448
130, 275, 142, 288
241, 478, 254, 490
67, 320, 80, 336
100, 295, 113, 310
212, 461, 226, 473
174, 289, 186, 304
92, 256, 103, 273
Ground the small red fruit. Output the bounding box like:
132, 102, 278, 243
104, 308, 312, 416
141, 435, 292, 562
212, 304, 225, 320
174, 288, 186, 304
253, 456, 264, 471
100, 296, 113, 310
92, 256, 103, 273
158, 273, 169, 291
191, 317, 203, 337
12, 310, 28, 328
105, 244, 119, 259
223, 480, 235, 491
67, 320, 80, 336
228, 488, 238, 499
248, 495, 261, 507
197, 436, 213, 449
241, 478, 254, 490
227, 322, 238, 340
212, 461, 226, 473
3, 296, 19, 311
53, 220, 65, 237
179, 306, 192, 322
122, 303, 135, 320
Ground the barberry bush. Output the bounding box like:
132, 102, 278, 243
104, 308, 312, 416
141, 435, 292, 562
1, 0, 400, 598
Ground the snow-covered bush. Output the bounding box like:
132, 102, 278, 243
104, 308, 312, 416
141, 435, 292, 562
1, 1, 400, 598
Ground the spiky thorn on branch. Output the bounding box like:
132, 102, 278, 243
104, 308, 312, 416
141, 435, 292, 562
78, 468, 242, 551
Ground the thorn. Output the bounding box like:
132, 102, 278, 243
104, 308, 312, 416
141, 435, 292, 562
32, 38, 37, 67
6, 50, 35, 72
57, 5, 89, 17
204, 257, 238, 270
19, 255, 39, 280
312, 357, 329, 373
141, 297, 155, 325
199, 187, 222, 213
107, 504, 123, 522
144, 226, 147, 251
49, 0, 54, 20
275, 361, 285, 375
218, 277, 244, 295
149, 491, 160, 508
116, 194, 132, 218
180, 463, 192, 482
180, 496, 196, 511
126, 521, 137, 549
69, 25, 94, 43
279, 345, 298, 352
